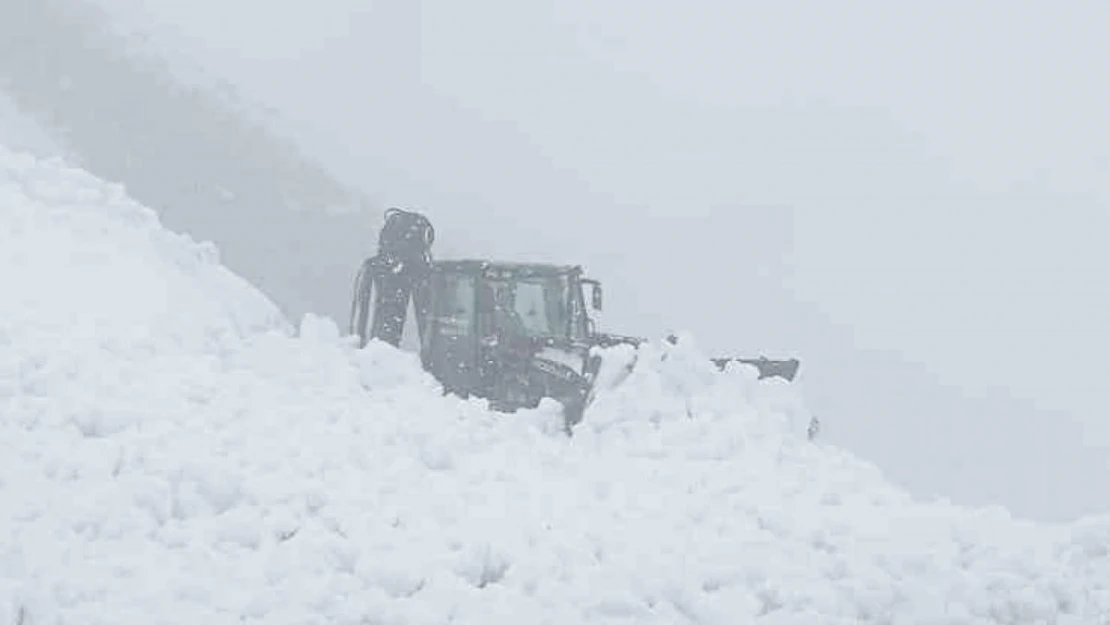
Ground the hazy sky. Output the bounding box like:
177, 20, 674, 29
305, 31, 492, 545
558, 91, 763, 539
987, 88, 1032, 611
29, 0, 1110, 520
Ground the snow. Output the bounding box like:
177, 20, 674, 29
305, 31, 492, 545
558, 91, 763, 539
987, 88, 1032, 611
2, 143, 1110, 624
0, 92, 67, 161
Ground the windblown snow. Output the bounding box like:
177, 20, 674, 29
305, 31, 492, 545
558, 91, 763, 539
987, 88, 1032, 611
1, 144, 1109, 625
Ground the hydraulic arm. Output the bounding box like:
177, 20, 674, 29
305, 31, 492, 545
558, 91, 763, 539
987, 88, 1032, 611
349, 208, 436, 347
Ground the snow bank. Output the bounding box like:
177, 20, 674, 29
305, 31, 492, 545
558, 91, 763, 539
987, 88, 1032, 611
2, 144, 1109, 624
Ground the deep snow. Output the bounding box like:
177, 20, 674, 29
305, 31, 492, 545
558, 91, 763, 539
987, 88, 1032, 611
2, 144, 1110, 624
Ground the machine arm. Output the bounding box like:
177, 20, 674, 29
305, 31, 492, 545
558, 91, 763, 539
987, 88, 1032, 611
349, 208, 436, 348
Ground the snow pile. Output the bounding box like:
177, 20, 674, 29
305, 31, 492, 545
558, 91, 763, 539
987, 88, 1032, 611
2, 144, 1110, 624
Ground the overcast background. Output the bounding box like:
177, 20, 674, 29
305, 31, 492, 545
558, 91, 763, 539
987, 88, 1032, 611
4, 0, 1107, 522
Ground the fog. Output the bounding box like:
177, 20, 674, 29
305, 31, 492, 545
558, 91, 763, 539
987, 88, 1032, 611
4, 0, 1108, 521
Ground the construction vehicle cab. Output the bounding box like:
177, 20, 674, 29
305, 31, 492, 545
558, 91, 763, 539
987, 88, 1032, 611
350, 208, 801, 431
418, 259, 602, 420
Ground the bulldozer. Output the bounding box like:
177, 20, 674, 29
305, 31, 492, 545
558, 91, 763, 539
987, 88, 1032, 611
349, 208, 801, 430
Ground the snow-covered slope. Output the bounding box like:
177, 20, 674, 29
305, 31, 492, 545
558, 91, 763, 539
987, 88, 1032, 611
0, 92, 67, 162
0, 0, 382, 326
2, 145, 1110, 624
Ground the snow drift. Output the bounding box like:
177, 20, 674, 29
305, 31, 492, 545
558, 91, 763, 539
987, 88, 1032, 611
2, 144, 1109, 624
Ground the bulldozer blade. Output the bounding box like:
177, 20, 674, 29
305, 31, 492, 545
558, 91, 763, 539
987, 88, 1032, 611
711, 357, 800, 382
599, 334, 802, 383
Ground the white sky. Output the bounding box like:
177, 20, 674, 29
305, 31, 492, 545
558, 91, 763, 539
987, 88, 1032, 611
46, 0, 1110, 520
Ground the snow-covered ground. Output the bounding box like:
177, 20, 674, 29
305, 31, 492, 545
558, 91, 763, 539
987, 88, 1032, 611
3, 145, 1110, 623
0, 92, 67, 161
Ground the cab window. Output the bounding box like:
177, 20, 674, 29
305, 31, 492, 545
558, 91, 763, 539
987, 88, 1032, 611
513, 280, 553, 336
432, 273, 474, 336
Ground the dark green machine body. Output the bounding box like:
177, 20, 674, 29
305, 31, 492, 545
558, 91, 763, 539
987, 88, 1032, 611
417, 259, 603, 424
350, 209, 800, 429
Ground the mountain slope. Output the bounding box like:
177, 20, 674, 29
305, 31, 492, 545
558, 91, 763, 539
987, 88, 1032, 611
0, 92, 69, 160
3, 144, 1109, 624
0, 0, 380, 324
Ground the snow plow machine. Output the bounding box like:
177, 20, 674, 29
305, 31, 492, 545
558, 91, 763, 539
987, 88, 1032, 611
349, 208, 800, 431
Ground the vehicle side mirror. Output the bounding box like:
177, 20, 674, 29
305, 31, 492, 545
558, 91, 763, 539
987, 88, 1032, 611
591, 284, 603, 311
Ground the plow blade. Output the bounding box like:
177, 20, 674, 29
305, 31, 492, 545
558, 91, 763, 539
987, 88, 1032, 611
589, 333, 801, 383
590, 333, 801, 383
711, 357, 800, 382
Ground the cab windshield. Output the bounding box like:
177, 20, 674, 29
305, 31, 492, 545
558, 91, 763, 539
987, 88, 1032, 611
488, 274, 574, 339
